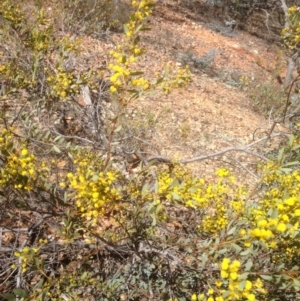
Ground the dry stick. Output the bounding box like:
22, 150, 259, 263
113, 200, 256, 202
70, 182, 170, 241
103, 90, 138, 170
147, 133, 285, 165
103, 105, 123, 171
264, 75, 300, 147
263, 120, 280, 148
50, 128, 104, 147
283, 75, 300, 123
230, 157, 259, 179
280, 0, 288, 15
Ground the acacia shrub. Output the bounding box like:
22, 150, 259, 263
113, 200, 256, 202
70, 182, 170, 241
1, 1, 300, 301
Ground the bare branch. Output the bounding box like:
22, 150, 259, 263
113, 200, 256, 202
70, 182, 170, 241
146, 133, 286, 165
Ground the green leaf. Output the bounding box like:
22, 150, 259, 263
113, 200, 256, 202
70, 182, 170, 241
150, 214, 156, 226
218, 248, 228, 255
130, 71, 144, 76
140, 27, 151, 31
245, 260, 253, 271
171, 192, 181, 200
293, 279, 300, 291
280, 167, 293, 173
53, 145, 61, 153
44, 130, 50, 140
284, 161, 300, 167
147, 2, 156, 7
58, 137, 65, 145
291, 144, 300, 151
154, 181, 159, 193
39, 287, 49, 301
34, 256, 41, 267
35, 278, 44, 289
277, 147, 284, 161
232, 243, 242, 253
141, 183, 149, 198
240, 248, 252, 256
201, 252, 208, 264
2, 293, 16, 301
126, 89, 138, 94
170, 178, 179, 189
156, 204, 163, 215
13, 289, 28, 298
133, 35, 140, 45
164, 65, 170, 78
238, 273, 249, 281
54, 135, 62, 142
267, 208, 278, 219
260, 275, 273, 281
81, 271, 88, 280
115, 125, 122, 132
153, 77, 164, 85
135, 24, 143, 34
227, 226, 236, 236
92, 175, 99, 181
275, 263, 285, 272
288, 134, 295, 147
238, 280, 246, 290
222, 290, 230, 298
123, 24, 129, 36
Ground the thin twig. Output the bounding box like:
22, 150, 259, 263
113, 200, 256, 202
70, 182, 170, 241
146, 133, 286, 165
230, 157, 259, 179
283, 75, 300, 123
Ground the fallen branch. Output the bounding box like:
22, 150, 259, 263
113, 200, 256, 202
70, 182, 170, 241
146, 133, 286, 165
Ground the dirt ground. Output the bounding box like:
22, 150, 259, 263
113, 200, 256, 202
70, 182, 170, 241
96, 0, 290, 185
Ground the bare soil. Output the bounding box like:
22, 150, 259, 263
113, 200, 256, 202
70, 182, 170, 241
98, 0, 289, 185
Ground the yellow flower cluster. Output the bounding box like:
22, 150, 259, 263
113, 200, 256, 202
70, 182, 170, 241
0, 64, 6, 73
63, 161, 121, 222
246, 167, 300, 248
108, 0, 190, 97
109, 63, 131, 91
0, 62, 30, 92
191, 262, 266, 301
130, 0, 152, 23
131, 77, 149, 89
29, 26, 51, 52
60, 35, 82, 56
216, 168, 230, 177
0, 1, 24, 25
13, 246, 39, 273
0, 129, 46, 190
156, 64, 191, 94
1, 149, 36, 190
108, 0, 152, 94
229, 187, 247, 214
0, 128, 12, 148
156, 166, 242, 233
173, 65, 192, 87
47, 69, 78, 100
220, 258, 242, 280
213, 258, 263, 301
